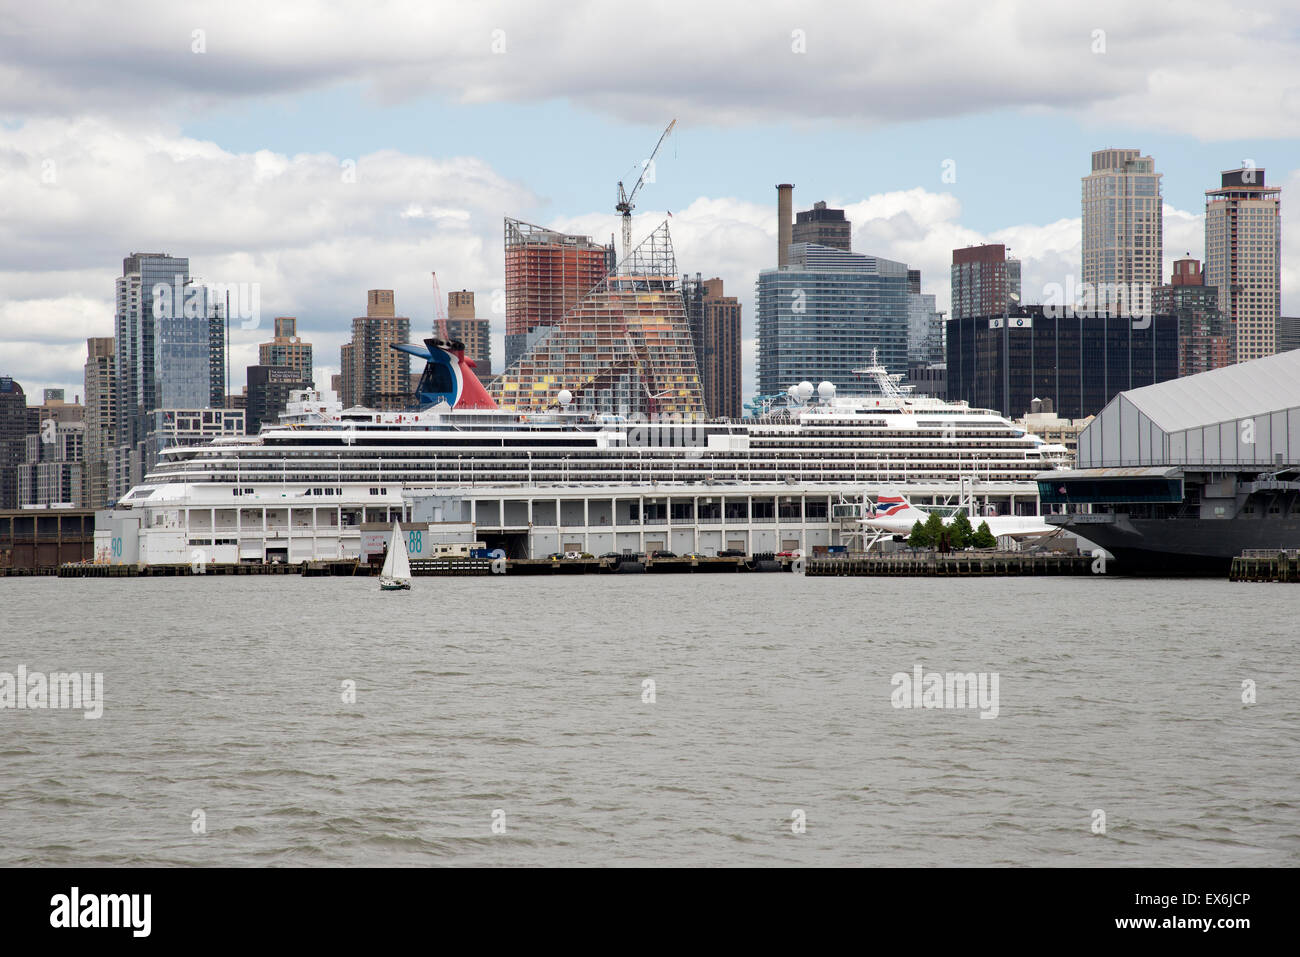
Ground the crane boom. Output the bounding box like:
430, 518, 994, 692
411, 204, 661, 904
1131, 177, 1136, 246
615, 119, 676, 262
431, 271, 448, 341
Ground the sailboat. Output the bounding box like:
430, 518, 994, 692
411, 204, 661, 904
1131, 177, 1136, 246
379, 521, 412, 591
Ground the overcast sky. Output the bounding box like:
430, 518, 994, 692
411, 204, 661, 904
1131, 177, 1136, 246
2, 0, 1298, 401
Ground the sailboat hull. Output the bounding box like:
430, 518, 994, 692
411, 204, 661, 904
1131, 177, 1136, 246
379, 577, 410, 591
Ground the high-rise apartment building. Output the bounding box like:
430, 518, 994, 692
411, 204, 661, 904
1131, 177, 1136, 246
1082, 148, 1163, 292
681, 275, 741, 419
950, 244, 1022, 320
115, 253, 193, 449
18, 421, 84, 507
1205, 168, 1281, 362
209, 309, 227, 409
792, 201, 852, 251
492, 222, 703, 416
444, 291, 492, 377
112, 252, 221, 500
907, 288, 944, 365
0, 377, 39, 509
503, 218, 614, 369
1151, 256, 1235, 377
258, 316, 314, 383
83, 337, 116, 507
756, 243, 911, 396
340, 290, 410, 410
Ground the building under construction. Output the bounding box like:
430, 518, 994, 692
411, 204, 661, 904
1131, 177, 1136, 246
492, 221, 705, 417
503, 218, 615, 369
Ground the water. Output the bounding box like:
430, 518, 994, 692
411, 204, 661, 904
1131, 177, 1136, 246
1, 575, 1296, 866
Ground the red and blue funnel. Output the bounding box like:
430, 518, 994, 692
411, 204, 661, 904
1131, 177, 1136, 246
392, 337, 497, 410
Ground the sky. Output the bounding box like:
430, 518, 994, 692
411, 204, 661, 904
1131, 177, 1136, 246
2, 0, 1298, 403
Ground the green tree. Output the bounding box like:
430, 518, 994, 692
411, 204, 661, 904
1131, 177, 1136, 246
907, 519, 929, 549
972, 520, 997, 549
949, 511, 974, 549
923, 511, 946, 549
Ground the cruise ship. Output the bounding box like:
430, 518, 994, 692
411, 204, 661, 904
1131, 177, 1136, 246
96, 338, 1069, 564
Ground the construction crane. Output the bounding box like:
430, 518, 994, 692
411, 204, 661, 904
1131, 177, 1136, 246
430, 271, 448, 341
615, 119, 676, 262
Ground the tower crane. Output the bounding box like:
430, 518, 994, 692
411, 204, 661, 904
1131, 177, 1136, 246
430, 271, 448, 341
615, 119, 676, 262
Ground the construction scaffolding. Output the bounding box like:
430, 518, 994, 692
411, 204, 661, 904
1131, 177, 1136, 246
491, 221, 705, 416
503, 218, 615, 367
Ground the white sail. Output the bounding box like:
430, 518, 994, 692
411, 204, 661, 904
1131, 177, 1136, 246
381, 521, 411, 582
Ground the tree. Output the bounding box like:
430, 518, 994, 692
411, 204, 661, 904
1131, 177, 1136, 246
972, 520, 997, 549
923, 511, 946, 549
907, 519, 929, 549
949, 511, 974, 550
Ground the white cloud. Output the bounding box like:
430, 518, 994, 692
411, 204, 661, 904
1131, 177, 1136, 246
2, 115, 1297, 402
2, 1, 1298, 138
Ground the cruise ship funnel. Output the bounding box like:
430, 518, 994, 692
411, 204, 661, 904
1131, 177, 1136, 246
393, 337, 498, 411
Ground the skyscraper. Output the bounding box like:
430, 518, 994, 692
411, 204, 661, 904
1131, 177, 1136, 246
18, 421, 84, 507
1205, 167, 1281, 362
792, 201, 852, 251
756, 243, 911, 396
1082, 148, 1163, 293
503, 218, 615, 370
681, 275, 742, 419
444, 291, 492, 377
1152, 256, 1235, 377
491, 222, 704, 416
340, 290, 410, 410
950, 244, 1022, 320
114, 253, 196, 451
245, 365, 311, 434
0, 377, 38, 509
946, 305, 1179, 419
209, 308, 227, 409
112, 252, 219, 499
907, 286, 944, 365
83, 337, 116, 508
259, 316, 314, 383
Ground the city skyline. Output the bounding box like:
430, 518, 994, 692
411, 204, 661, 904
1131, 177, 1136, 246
2, 1, 1299, 403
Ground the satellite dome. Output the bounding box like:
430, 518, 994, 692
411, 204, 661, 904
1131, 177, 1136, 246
557, 389, 573, 406
796, 381, 814, 400
817, 381, 836, 400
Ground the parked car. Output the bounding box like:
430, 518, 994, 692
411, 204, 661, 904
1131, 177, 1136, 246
650, 550, 677, 559
775, 550, 800, 558
717, 548, 745, 557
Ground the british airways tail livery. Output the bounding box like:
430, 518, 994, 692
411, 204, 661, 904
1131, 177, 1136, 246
392, 337, 497, 410
863, 491, 1055, 540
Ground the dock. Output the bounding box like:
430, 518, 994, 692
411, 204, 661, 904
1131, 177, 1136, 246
806, 551, 1093, 577
49, 554, 797, 578
1229, 549, 1300, 583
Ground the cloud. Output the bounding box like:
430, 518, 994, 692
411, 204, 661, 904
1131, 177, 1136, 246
2, 1, 1299, 138
2, 115, 1296, 401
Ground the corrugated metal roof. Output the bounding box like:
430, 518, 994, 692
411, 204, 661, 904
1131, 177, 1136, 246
1036, 466, 1183, 481
1121, 349, 1300, 432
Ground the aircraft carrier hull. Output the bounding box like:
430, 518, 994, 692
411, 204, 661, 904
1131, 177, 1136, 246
1054, 514, 1300, 576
